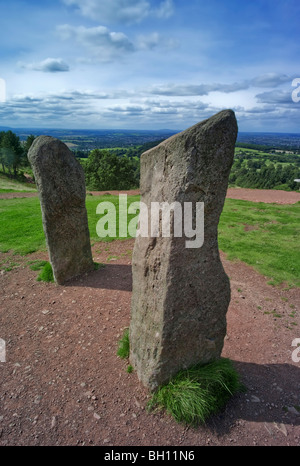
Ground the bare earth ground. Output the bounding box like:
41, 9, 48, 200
0, 188, 299, 447
2, 187, 300, 204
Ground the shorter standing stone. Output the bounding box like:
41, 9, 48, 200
28, 136, 94, 284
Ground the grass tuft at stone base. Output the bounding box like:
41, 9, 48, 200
117, 328, 130, 359
37, 262, 54, 283
147, 358, 245, 426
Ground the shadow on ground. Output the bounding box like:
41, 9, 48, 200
66, 264, 132, 292
204, 360, 300, 436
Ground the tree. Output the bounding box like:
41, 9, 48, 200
0, 130, 24, 176
0, 131, 5, 172
24, 134, 36, 154
84, 149, 139, 190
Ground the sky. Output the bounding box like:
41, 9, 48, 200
0, 0, 299, 132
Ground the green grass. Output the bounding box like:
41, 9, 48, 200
93, 261, 105, 270
37, 261, 54, 282
0, 197, 46, 254
117, 328, 130, 359
86, 194, 140, 243
0, 259, 20, 272
0, 173, 37, 192
126, 365, 134, 373
0, 194, 299, 287
117, 328, 133, 373
0, 194, 140, 255
147, 358, 244, 426
28, 260, 48, 271
219, 199, 300, 287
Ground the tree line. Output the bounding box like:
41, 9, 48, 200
229, 157, 300, 191
1, 130, 299, 192
78, 139, 163, 190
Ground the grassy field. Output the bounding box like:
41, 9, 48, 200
0, 173, 37, 192
0, 195, 140, 254
218, 199, 300, 287
0, 194, 299, 287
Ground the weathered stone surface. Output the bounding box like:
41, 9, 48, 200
28, 136, 94, 284
129, 109, 238, 391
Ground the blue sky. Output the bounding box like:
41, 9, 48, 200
0, 0, 299, 131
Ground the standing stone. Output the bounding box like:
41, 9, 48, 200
129, 109, 238, 391
28, 136, 94, 284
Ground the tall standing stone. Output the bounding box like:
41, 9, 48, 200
129, 110, 238, 391
28, 136, 94, 285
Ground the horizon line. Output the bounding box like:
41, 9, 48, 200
1, 125, 300, 136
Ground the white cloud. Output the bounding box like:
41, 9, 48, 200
143, 74, 295, 97
137, 32, 179, 50
251, 73, 294, 88
1, 72, 299, 130
62, 0, 174, 24
154, 0, 174, 19
137, 32, 161, 50
18, 58, 70, 73
57, 24, 135, 61
146, 82, 250, 96
256, 90, 294, 104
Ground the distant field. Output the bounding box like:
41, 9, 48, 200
0, 194, 299, 287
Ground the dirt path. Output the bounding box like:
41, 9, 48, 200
226, 188, 300, 204
0, 240, 299, 446
1, 187, 300, 204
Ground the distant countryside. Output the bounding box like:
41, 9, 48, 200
0, 127, 300, 192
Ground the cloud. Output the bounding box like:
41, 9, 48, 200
57, 24, 135, 60
0, 90, 210, 127
0, 92, 100, 124
154, 0, 174, 19
143, 99, 208, 111
146, 82, 250, 96
54, 89, 133, 100
137, 32, 179, 50
107, 105, 145, 115
1, 73, 299, 130
144, 74, 295, 97
250, 73, 293, 88
256, 90, 294, 105
18, 58, 70, 73
62, 0, 174, 24
238, 105, 276, 114
147, 84, 212, 96
106, 99, 211, 119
